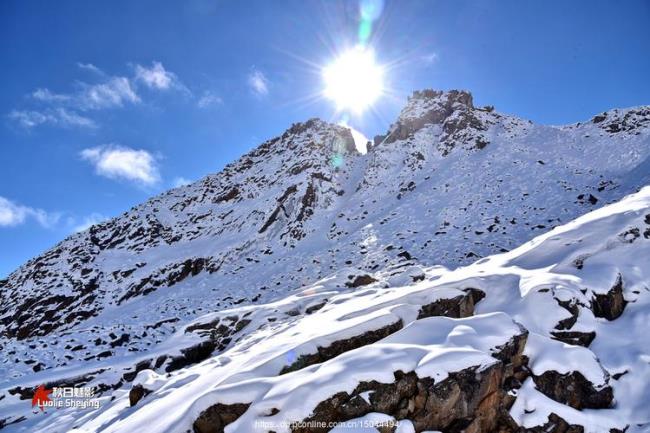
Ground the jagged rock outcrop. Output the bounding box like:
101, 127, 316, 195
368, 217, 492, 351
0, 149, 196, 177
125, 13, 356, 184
129, 384, 152, 407
591, 274, 627, 320
193, 403, 251, 433
532, 370, 613, 410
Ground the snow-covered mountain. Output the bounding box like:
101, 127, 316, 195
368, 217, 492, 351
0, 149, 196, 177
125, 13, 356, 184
1, 90, 649, 432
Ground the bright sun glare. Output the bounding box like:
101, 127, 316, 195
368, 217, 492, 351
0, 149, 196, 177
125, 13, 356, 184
323, 46, 384, 114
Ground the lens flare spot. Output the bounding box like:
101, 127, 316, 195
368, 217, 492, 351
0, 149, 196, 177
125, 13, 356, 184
330, 153, 344, 168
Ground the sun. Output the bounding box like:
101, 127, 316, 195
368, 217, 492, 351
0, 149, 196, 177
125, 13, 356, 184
323, 46, 384, 114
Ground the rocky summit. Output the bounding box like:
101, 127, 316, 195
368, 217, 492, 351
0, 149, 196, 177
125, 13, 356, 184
1, 90, 650, 433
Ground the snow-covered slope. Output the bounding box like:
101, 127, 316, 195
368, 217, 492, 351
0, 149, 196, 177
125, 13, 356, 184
3, 173, 650, 433
1, 90, 650, 431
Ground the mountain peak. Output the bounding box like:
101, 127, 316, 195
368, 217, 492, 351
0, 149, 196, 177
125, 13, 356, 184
379, 89, 491, 153
410, 88, 474, 108
253, 117, 358, 159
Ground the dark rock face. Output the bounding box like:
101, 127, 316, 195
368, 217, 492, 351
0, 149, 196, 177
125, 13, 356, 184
289, 366, 504, 433
385, 90, 478, 145
550, 297, 596, 347
164, 316, 252, 372
289, 330, 527, 433
417, 288, 485, 320
591, 274, 627, 321
550, 330, 596, 347
532, 370, 613, 410
345, 274, 378, 288
193, 402, 251, 433
280, 320, 404, 375
8, 370, 105, 400
118, 257, 218, 304
129, 384, 152, 407
382, 89, 490, 155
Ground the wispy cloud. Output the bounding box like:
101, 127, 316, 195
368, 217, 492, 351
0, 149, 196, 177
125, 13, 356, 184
0, 196, 60, 228
172, 176, 192, 188
73, 212, 108, 232
135, 61, 180, 91
8, 110, 53, 128
197, 91, 223, 108
421, 52, 438, 66
79, 77, 140, 110
248, 69, 269, 96
56, 108, 97, 128
9, 108, 96, 129
32, 88, 71, 103
9, 61, 185, 130
81, 145, 160, 185
77, 62, 103, 74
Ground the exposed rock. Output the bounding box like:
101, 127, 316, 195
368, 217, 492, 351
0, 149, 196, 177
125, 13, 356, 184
289, 329, 527, 433
385, 90, 480, 145
129, 384, 152, 407
122, 359, 153, 382
8, 370, 105, 400
417, 288, 485, 319
532, 370, 613, 410
591, 274, 627, 320
165, 341, 218, 372
193, 402, 251, 433
550, 331, 596, 347
345, 274, 378, 288
280, 320, 404, 374
292, 365, 506, 433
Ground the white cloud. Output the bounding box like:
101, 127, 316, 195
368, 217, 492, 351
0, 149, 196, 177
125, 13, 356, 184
421, 52, 438, 66
79, 76, 140, 110
73, 212, 108, 232
81, 145, 160, 185
172, 176, 192, 188
9, 61, 186, 131
135, 61, 179, 90
32, 88, 71, 103
0, 196, 60, 228
248, 69, 269, 96
8, 110, 53, 128
8, 108, 96, 129
197, 91, 223, 108
77, 62, 102, 74
55, 108, 97, 128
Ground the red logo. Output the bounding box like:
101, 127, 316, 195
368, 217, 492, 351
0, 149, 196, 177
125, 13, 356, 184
31, 385, 53, 412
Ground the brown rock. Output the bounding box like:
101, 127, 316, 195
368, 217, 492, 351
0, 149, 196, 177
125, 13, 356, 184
193, 402, 250, 433
532, 370, 613, 410
129, 384, 152, 407
591, 274, 627, 321
345, 274, 378, 288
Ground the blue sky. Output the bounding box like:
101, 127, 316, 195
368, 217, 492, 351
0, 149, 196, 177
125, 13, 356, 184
1, 0, 649, 278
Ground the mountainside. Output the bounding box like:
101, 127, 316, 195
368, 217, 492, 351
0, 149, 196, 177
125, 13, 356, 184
1, 89, 650, 432
2, 165, 650, 432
